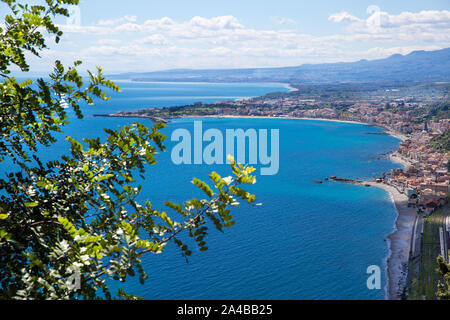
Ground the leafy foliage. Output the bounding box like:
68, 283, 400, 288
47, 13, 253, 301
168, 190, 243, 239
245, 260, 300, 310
425, 101, 450, 121
0, 0, 257, 299
430, 130, 450, 153
437, 256, 450, 300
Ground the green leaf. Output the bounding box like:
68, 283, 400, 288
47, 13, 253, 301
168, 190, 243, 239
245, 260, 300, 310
225, 221, 236, 228
96, 173, 115, 182
24, 202, 38, 207
36, 181, 48, 188
192, 178, 214, 198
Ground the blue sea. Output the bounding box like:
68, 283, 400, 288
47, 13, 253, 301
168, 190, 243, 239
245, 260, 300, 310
9, 81, 403, 299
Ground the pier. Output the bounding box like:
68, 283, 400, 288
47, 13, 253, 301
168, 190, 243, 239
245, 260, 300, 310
93, 113, 170, 124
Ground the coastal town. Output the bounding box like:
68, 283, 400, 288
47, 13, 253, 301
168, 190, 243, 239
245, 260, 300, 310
3, 0, 450, 304
218, 84, 450, 300
97, 81, 450, 300
99, 84, 450, 211
99, 83, 450, 213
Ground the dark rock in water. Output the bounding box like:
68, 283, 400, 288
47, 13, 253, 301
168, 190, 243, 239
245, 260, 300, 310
329, 176, 365, 185
364, 132, 388, 135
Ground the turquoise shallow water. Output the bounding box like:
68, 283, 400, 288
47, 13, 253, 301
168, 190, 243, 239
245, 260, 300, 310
3, 81, 403, 299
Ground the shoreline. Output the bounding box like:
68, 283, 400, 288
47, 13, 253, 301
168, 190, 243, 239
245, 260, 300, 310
178, 113, 414, 300
284, 83, 299, 92
389, 153, 412, 167
175, 114, 369, 126
102, 111, 414, 300
364, 181, 417, 300
99, 112, 409, 143
174, 115, 408, 140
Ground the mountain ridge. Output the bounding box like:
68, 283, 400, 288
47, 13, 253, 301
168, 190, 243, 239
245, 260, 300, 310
110, 47, 450, 83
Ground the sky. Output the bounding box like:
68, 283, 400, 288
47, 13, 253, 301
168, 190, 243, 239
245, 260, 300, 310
3, 0, 450, 73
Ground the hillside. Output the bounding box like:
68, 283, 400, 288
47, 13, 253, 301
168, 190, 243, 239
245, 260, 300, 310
110, 48, 450, 84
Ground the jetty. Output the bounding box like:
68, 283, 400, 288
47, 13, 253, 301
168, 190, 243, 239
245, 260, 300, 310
93, 113, 170, 124
329, 176, 364, 184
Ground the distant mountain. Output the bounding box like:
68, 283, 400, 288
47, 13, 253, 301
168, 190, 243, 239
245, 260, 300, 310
110, 47, 450, 83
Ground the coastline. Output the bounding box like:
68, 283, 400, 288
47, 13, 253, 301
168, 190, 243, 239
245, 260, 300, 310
100, 112, 409, 142
365, 181, 417, 300
104, 112, 414, 300
284, 83, 299, 92
383, 130, 408, 142
177, 114, 369, 126
179, 113, 414, 300
389, 152, 414, 167
176, 114, 410, 142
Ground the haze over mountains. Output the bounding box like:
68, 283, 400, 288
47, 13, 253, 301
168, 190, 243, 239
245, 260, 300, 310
111, 48, 450, 83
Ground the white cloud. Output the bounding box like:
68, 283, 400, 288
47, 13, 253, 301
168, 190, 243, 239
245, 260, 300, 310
115, 22, 144, 32
189, 15, 243, 30
331, 9, 450, 32
37, 11, 450, 72
381, 10, 450, 28
98, 15, 137, 26
270, 16, 297, 26
363, 45, 443, 59
143, 17, 176, 28
326, 9, 450, 46
137, 34, 170, 46
209, 46, 232, 56
328, 12, 361, 23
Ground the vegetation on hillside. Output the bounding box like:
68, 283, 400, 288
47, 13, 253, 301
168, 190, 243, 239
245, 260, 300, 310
430, 130, 450, 153
408, 205, 449, 300
437, 256, 450, 300
426, 102, 450, 121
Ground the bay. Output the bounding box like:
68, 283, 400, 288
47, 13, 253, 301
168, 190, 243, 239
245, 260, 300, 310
3, 81, 403, 299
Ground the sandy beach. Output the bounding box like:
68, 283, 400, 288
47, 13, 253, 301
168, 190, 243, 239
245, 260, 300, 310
181, 114, 369, 126
172, 115, 413, 147
365, 181, 417, 300
285, 84, 299, 92
383, 129, 408, 142
390, 153, 414, 167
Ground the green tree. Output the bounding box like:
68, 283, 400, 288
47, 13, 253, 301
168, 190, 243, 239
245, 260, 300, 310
430, 130, 450, 153
0, 0, 257, 299
437, 256, 450, 300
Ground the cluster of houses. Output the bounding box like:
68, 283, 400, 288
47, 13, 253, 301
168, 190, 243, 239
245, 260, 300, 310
345, 103, 450, 135
383, 129, 450, 215
215, 95, 449, 134
122, 89, 449, 218
216, 95, 449, 217
223, 96, 450, 217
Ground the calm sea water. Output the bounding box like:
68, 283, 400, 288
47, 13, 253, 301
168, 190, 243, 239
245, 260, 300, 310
6, 81, 403, 299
